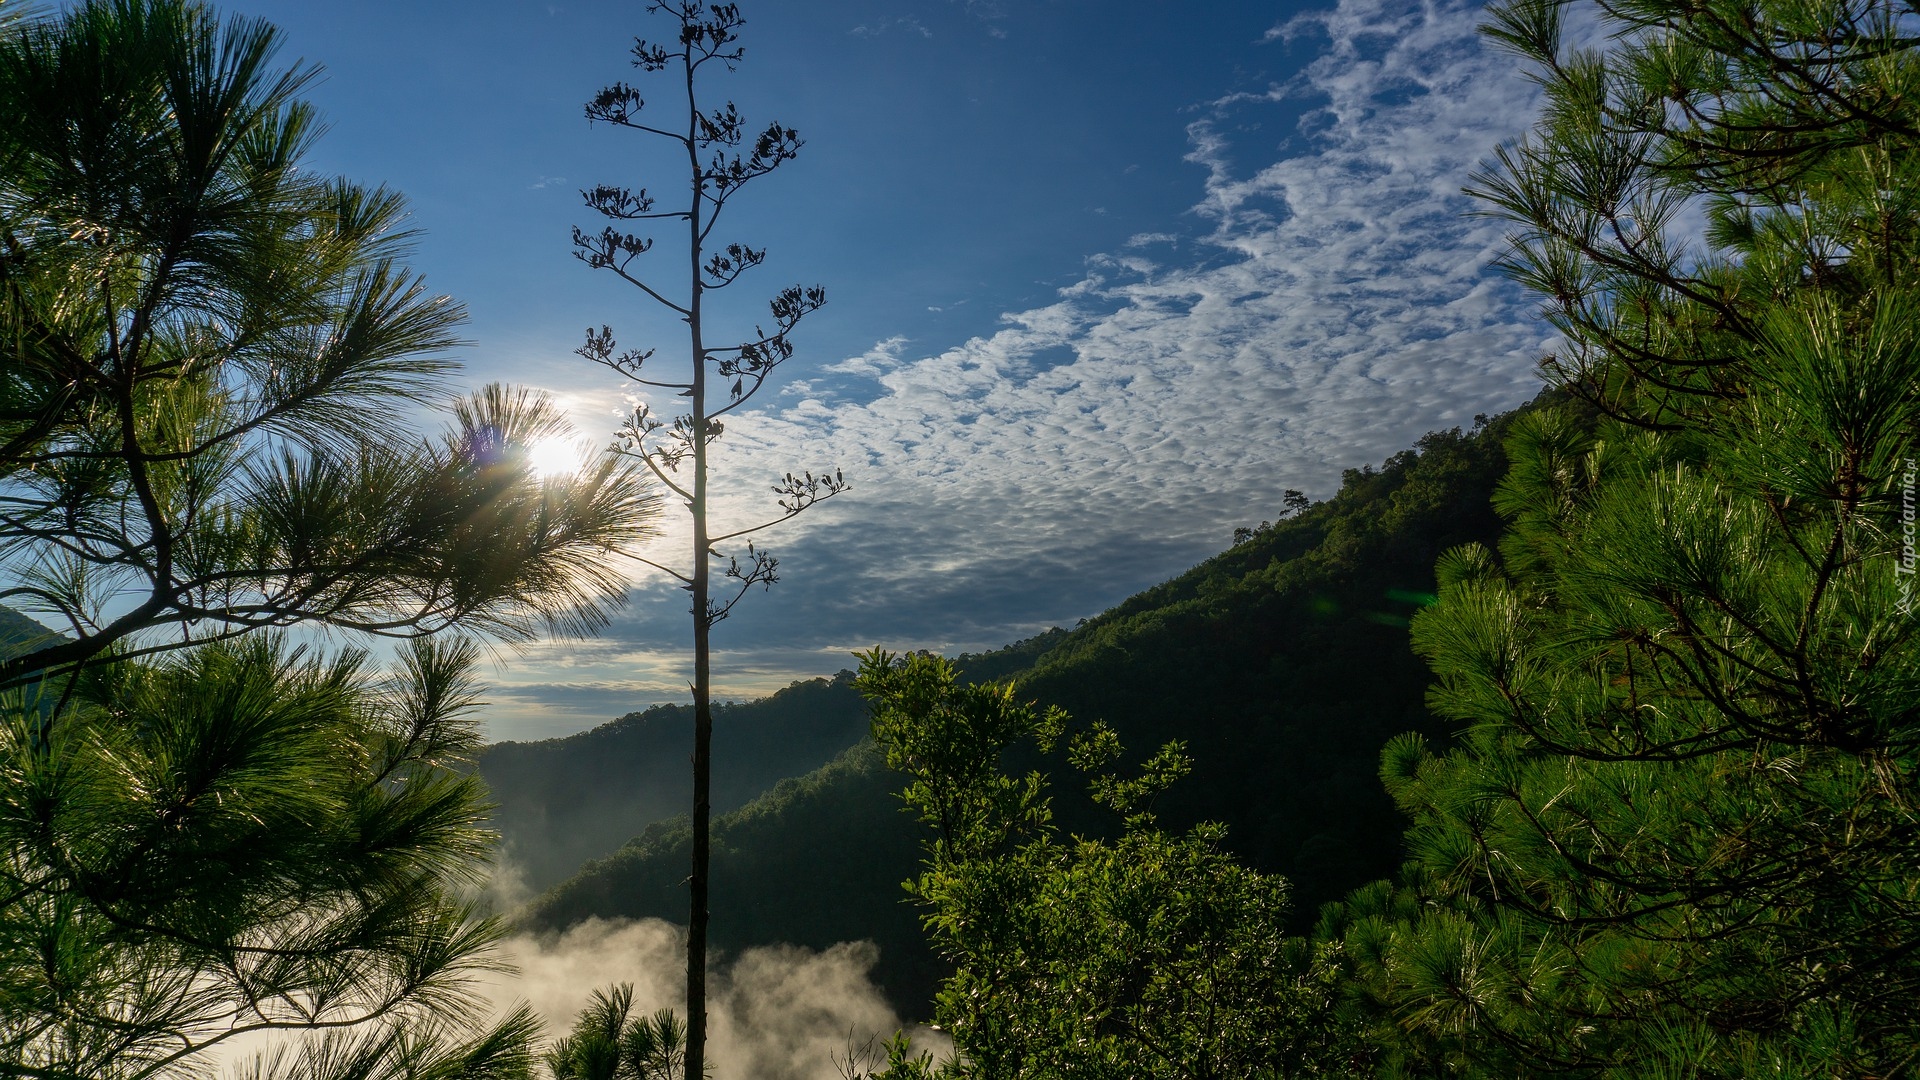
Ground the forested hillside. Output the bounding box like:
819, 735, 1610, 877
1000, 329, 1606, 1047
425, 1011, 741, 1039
477, 675, 869, 890
0, 606, 58, 658
519, 402, 1534, 1012
476, 616, 1078, 894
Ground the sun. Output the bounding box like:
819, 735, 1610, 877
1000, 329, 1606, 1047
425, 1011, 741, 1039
525, 436, 586, 480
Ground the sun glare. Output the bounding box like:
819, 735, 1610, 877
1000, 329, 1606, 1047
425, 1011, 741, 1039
526, 436, 586, 480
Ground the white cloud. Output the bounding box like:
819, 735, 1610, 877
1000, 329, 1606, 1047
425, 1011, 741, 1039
825, 335, 911, 377
482, 0, 1555, 737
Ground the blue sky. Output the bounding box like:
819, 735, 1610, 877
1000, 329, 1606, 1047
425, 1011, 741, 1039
217, 0, 1554, 741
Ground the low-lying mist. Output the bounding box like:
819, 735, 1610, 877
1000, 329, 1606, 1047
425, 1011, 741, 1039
489, 917, 950, 1080
211, 868, 945, 1080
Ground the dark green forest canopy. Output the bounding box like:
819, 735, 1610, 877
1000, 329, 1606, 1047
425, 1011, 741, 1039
510, 401, 1538, 1013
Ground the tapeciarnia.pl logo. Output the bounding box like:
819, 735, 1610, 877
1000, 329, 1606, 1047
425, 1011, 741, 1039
1899, 458, 1917, 616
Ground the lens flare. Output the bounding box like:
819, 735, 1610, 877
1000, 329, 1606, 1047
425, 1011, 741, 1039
526, 436, 585, 480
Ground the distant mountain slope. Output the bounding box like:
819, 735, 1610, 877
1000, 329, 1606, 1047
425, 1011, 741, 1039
0, 605, 60, 660
520, 739, 945, 1005
1013, 423, 1512, 905
520, 406, 1531, 1014
476, 673, 869, 891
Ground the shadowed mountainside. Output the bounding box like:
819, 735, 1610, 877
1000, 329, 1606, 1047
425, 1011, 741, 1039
476, 625, 1078, 894
516, 405, 1531, 1014
476, 674, 870, 892
0, 607, 60, 659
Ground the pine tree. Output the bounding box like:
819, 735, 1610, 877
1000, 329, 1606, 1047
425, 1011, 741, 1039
1322, 1, 1920, 1074
0, 1, 657, 1074
570, 4, 845, 1075
544, 984, 687, 1080
0, 0, 654, 685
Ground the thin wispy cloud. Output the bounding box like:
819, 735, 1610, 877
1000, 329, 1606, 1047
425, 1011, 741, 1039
487, 0, 1552, 736
946, 0, 1009, 38
850, 16, 931, 39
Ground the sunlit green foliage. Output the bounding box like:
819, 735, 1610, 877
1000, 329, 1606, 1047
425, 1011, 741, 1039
544, 985, 687, 1080
0, 0, 654, 688
0, 636, 544, 1078
858, 649, 1360, 1079
1322, 1, 1920, 1074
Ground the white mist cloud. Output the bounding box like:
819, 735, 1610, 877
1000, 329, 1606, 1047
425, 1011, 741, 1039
208, 918, 944, 1080
489, 918, 950, 1080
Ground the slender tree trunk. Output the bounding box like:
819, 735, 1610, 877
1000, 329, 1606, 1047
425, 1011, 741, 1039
684, 52, 711, 1080
688, 620, 711, 1080
577, 16, 835, 1073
